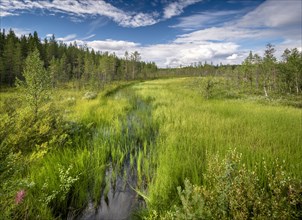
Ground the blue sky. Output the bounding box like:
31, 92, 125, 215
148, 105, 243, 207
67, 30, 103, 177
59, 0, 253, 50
1, 0, 301, 67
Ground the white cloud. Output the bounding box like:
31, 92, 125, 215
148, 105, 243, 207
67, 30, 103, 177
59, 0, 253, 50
57, 34, 77, 41
3, 27, 31, 37
0, 0, 159, 27
56, 35, 238, 68
0, 11, 16, 17
163, 0, 202, 19
80, 0, 300, 67
171, 9, 246, 30
172, 0, 301, 63
227, 54, 238, 60
81, 34, 96, 41
3, 0, 300, 67
1, 0, 203, 26
173, 0, 301, 43
174, 26, 264, 43
88, 17, 109, 34
64, 38, 238, 67
86, 39, 140, 53
238, 0, 302, 28
0, 0, 203, 27
140, 41, 239, 67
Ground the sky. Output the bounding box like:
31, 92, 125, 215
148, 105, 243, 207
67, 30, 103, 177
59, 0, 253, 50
1, 0, 301, 68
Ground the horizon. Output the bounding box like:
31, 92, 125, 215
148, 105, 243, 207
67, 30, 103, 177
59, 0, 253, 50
1, 0, 301, 68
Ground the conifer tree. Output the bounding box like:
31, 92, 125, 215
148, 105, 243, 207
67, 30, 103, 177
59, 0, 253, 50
16, 48, 50, 118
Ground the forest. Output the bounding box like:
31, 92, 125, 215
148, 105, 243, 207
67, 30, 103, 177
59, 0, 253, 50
0, 29, 302, 219
0, 29, 158, 88
1, 29, 301, 97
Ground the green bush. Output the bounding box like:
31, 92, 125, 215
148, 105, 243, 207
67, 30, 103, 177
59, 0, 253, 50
148, 150, 302, 219
1, 104, 67, 153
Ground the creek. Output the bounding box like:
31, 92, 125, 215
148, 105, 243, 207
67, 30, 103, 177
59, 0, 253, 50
74, 88, 157, 220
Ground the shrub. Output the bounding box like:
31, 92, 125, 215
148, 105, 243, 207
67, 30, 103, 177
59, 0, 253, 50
148, 150, 302, 219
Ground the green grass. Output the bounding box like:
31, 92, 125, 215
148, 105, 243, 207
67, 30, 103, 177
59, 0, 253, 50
22, 82, 158, 218
1, 77, 301, 219
132, 77, 302, 210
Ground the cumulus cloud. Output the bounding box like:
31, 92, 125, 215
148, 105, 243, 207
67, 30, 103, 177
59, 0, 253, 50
62, 37, 239, 68
227, 54, 238, 60
57, 0, 301, 68
172, 0, 301, 64
141, 41, 239, 67
87, 39, 140, 53
84, 0, 300, 67
55, 35, 238, 67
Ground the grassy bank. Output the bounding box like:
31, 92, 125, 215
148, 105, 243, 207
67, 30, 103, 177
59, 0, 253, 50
132, 77, 301, 217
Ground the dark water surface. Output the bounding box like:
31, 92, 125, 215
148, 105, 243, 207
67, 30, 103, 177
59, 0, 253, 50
70, 89, 155, 220
76, 163, 144, 220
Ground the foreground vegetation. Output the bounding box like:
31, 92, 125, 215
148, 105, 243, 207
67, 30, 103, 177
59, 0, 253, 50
134, 78, 301, 219
1, 75, 301, 219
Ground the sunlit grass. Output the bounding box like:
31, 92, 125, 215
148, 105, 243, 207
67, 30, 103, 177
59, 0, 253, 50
133, 77, 302, 209
1, 78, 301, 218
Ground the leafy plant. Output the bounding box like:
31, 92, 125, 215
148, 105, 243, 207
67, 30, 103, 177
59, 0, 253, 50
151, 150, 302, 219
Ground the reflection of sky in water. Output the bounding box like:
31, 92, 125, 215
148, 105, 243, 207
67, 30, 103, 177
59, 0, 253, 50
77, 163, 143, 220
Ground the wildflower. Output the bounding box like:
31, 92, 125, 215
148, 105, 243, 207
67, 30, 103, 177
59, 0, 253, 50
15, 189, 26, 204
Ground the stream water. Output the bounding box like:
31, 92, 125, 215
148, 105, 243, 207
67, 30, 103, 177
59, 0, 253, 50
72, 90, 156, 220
76, 163, 144, 220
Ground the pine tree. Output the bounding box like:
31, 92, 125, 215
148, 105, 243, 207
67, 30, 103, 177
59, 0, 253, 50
16, 48, 50, 119
3, 30, 19, 86
131, 51, 141, 79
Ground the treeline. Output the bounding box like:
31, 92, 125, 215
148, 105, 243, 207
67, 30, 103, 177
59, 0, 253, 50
160, 44, 302, 96
1, 29, 301, 96
0, 29, 158, 88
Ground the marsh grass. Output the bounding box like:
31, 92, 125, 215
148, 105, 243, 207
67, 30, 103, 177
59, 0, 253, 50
1, 77, 301, 219
132, 77, 301, 213
0, 82, 137, 219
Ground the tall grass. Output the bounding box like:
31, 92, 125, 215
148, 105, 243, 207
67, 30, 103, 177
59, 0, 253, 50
133, 77, 301, 212
0, 82, 136, 219
23, 82, 159, 218
1, 77, 301, 218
